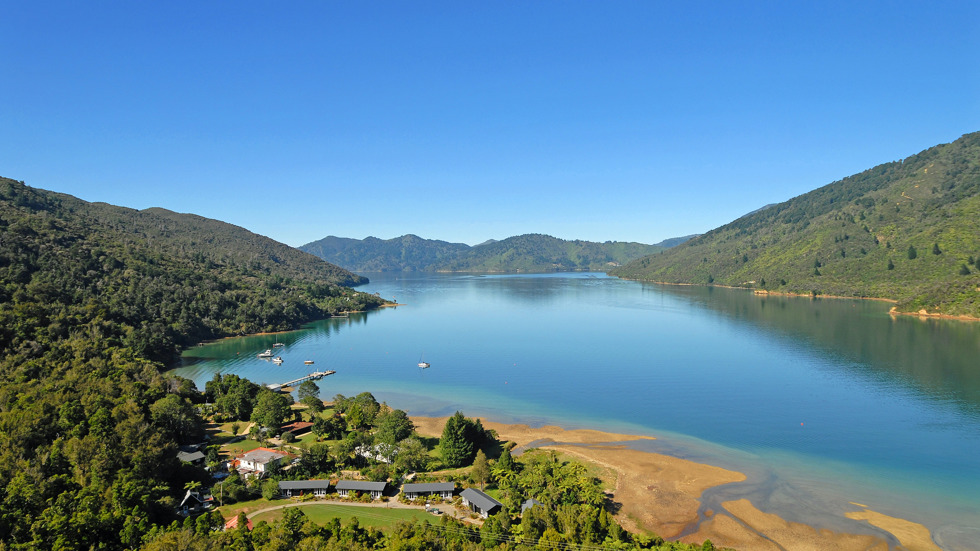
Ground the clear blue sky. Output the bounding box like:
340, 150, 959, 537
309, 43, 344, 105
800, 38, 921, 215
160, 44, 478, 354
2, 2, 978, 247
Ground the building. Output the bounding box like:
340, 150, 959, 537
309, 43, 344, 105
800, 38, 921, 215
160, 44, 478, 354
177, 449, 206, 465
177, 489, 212, 516
237, 448, 287, 475
279, 421, 313, 437
224, 515, 253, 531
334, 480, 388, 499
279, 479, 332, 498
401, 482, 455, 500
521, 498, 543, 513
460, 488, 503, 518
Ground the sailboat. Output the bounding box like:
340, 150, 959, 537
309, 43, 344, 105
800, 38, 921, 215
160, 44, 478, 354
417, 354, 430, 369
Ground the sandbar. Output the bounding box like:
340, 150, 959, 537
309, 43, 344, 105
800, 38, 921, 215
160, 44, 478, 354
412, 416, 941, 551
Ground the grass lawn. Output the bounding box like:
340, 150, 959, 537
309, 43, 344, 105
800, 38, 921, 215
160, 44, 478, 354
251, 503, 437, 530
216, 497, 279, 519
221, 439, 262, 455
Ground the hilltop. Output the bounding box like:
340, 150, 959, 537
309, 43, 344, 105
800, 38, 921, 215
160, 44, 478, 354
301, 233, 693, 272
612, 132, 980, 318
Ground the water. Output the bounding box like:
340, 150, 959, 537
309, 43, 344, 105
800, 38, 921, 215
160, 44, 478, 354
173, 272, 980, 548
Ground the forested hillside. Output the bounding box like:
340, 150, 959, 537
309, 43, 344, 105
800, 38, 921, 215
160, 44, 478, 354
612, 132, 980, 317
0, 177, 387, 549
301, 234, 471, 272
301, 233, 686, 272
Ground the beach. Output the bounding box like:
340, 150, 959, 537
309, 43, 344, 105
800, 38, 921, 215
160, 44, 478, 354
412, 417, 942, 551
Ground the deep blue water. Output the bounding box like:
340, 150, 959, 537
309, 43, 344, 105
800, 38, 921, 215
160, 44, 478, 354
173, 272, 980, 548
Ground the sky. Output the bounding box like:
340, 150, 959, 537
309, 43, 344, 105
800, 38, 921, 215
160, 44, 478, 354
2, 2, 978, 247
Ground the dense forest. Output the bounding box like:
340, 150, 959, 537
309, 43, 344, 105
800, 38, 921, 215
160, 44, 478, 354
301, 233, 692, 272
0, 178, 387, 549
612, 132, 980, 318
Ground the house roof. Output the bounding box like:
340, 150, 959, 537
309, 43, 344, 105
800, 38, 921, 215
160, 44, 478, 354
521, 498, 544, 512
225, 516, 253, 531
177, 450, 206, 463
179, 489, 204, 507
280, 421, 313, 433
335, 480, 388, 492
279, 479, 332, 490
239, 448, 286, 464
402, 482, 455, 493
460, 488, 503, 511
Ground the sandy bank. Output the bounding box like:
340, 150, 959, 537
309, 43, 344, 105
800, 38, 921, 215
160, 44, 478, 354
412, 416, 940, 551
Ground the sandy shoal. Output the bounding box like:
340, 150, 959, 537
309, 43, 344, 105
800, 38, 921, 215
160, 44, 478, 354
412, 416, 940, 551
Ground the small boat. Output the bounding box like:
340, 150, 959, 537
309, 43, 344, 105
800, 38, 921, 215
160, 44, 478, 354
418, 354, 430, 369
257, 349, 273, 358
272, 357, 283, 364
273, 342, 284, 347
304, 360, 315, 365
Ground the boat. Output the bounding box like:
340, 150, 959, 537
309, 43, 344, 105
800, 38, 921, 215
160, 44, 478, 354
272, 357, 283, 364
418, 354, 430, 369
257, 349, 273, 358
273, 342, 284, 347
304, 360, 315, 365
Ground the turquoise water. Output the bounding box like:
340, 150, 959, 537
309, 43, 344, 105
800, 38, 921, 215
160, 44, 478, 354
173, 272, 980, 548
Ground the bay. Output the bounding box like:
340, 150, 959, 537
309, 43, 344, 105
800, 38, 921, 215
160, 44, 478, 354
173, 272, 980, 548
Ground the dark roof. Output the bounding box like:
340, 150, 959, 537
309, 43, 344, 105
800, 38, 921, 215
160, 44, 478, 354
460, 488, 503, 511
402, 482, 455, 493
335, 480, 388, 492
279, 480, 332, 490
177, 450, 206, 463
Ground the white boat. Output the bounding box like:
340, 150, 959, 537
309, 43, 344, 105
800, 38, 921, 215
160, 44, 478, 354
418, 354, 430, 369
257, 349, 273, 358
273, 342, 284, 347
272, 356, 283, 364
304, 360, 315, 365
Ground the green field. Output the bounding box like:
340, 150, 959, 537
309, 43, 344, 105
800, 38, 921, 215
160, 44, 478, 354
251, 503, 438, 530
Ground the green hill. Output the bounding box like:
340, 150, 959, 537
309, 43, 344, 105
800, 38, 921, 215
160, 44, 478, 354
301, 233, 687, 272
301, 234, 471, 271
612, 132, 980, 318
0, 176, 390, 549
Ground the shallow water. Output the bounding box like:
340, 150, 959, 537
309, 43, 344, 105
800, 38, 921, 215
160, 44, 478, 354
173, 272, 980, 549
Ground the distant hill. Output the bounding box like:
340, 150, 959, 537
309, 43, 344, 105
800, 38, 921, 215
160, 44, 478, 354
300, 233, 691, 272
300, 234, 471, 272
0, 177, 385, 362
612, 132, 980, 318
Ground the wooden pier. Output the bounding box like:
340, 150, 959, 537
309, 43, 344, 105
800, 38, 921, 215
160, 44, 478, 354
266, 370, 335, 391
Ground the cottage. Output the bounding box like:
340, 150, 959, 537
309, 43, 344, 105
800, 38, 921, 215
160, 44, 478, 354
334, 480, 388, 499
279, 479, 332, 498
460, 488, 503, 518
279, 421, 313, 437
401, 482, 455, 500
224, 515, 253, 531
177, 489, 212, 516
237, 448, 287, 475
177, 449, 206, 465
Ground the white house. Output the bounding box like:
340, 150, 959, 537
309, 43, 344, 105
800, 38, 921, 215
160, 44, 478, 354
237, 448, 287, 475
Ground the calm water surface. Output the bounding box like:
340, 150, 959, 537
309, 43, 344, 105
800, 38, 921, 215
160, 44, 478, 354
174, 272, 980, 548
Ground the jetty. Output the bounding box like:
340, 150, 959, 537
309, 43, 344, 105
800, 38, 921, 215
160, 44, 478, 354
266, 370, 335, 391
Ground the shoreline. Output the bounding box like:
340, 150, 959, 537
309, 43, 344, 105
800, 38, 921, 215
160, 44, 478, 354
411, 416, 942, 551
616, 277, 980, 322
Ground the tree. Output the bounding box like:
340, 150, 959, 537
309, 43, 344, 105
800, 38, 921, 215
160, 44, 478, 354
471, 450, 490, 490
887, 259, 895, 270
297, 380, 320, 403
908, 245, 918, 259
393, 437, 430, 473
301, 443, 334, 475
231, 421, 241, 436
959, 264, 971, 275
440, 412, 475, 468
374, 408, 414, 445
150, 394, 201, 443
261, 479, 280, 500
251, 390, 291, 430
933, 243, 941, 255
